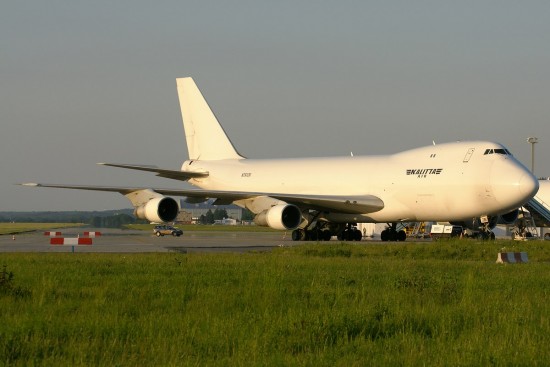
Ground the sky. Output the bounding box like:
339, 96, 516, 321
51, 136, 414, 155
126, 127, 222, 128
2, 1, 550, 211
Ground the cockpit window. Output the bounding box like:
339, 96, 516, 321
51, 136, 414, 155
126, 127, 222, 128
484, 148, 512, 156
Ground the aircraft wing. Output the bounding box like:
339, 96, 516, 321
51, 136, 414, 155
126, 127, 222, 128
98, 163, 208, 181
20, 183, 384, 214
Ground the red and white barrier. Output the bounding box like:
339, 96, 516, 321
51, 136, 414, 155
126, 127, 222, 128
83, 231, 102, 237
496, 252, 528, 264
44, 231, 62, 237
50, 238, 93, 246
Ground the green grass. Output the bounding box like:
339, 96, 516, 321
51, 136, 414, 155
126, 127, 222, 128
1, 240, 550, 366
0, 223, 85, 235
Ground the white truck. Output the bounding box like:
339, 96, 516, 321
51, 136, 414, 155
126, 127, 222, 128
430, 224, 463, 240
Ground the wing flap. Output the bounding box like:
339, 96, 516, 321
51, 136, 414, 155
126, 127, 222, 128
268, 194, 384, 214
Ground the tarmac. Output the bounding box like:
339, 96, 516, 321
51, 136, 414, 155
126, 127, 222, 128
0, 228, 299, 253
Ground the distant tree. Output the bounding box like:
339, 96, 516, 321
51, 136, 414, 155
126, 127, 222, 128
91, 216, 102, 227
205, 209, 215, 224
213, 208, 228, 221
0, 209, 138, 224
198, 214, 206, 224
241, 208, 255, 221
88, 213, 136, 228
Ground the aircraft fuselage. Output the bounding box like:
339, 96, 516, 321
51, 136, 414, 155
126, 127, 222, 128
184, 140, 538, 223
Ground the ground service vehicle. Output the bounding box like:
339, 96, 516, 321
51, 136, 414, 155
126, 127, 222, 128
153, 225, 183, 237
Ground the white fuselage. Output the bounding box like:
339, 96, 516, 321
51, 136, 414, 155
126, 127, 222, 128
183, 140, 538, 224
534, 179, 550, 203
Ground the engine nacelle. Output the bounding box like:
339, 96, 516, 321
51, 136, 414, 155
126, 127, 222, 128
498, 209, 519, 225
451, 216, 498, 231
134, 196, 180, 223
451, 209, 520, 231
253, 204, 302, 230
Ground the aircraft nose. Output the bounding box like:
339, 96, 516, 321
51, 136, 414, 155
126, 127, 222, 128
518, 170, 539, 198
491, 159, 539, 208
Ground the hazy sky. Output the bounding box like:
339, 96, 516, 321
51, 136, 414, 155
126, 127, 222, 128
2, 1, 550, 211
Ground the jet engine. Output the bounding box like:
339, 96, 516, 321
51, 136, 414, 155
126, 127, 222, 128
498, 209, 519, 225
134, 196, 180, 223
253, 204, 302, 230
451, 209, 519, 231
451, 216, 498, 231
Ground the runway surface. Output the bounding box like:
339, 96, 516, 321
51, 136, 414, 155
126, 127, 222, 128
0, 228, 300, 253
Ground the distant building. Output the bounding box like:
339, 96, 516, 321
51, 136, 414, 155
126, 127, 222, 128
179, 200, 243, 221
214, 218, 238, 225
175, 210, 192, 224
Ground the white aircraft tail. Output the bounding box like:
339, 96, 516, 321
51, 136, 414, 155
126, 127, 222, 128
177, 77, 244, 161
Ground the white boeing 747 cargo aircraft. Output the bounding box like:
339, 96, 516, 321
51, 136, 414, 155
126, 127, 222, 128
22, 77, 539, 241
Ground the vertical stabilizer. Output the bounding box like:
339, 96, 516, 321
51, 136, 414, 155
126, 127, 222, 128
177, 77, 244, 160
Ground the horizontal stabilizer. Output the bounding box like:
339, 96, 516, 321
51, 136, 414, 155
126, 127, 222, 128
98, 163, 208, 181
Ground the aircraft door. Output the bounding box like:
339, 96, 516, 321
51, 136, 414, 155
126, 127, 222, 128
463, 148, 475, 163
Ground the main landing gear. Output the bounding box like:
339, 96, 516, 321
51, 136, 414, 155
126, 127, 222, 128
291, 222, 362, 241
380, 223, 407, 242
336, 223, 362, 241
291, 227, 332, 241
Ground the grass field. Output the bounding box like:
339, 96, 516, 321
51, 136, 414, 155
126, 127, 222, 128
1, 240, 550, 366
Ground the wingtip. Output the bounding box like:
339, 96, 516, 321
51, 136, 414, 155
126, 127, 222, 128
20, 183, 40, 187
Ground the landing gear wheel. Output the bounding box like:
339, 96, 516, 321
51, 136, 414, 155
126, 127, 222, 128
308, 230, 318, 241
292, 229, 305, 241
397, 230, 406, 242
480, 231, 495, 240
322, 230, 332, 241
381, 225, 407, 242
345, 229, 356, 241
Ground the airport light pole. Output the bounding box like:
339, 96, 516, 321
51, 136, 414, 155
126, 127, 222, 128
527, 137, 538, 174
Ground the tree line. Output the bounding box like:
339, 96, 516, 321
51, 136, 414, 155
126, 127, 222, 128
0, 210, 147, 228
